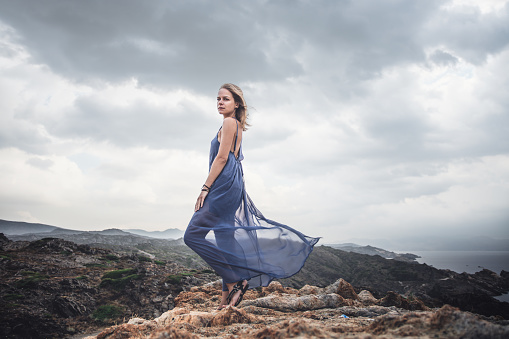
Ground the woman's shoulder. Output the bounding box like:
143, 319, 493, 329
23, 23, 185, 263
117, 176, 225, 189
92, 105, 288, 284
222, 117, 239, 128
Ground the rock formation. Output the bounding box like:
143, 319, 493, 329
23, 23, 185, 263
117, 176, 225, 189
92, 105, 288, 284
89, 279, 509, 339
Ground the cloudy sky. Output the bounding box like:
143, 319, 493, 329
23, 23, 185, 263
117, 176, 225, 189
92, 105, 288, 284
1, 0, 508, 247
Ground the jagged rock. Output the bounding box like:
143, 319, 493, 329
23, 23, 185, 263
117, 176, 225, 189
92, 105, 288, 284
298, 284, 324, 295
173, 311, 214, 327
127, 317, 149, 325
243, 293, 354, 311
324, 278, 359, 300
209, 306, 258, 326
379, 291, 428, 311
148, 327, 199, 339
174, 291, 216, 310
369, 305, 509, 338
264, 280, 286, 293
90, 279, 509, 339
0, 233, 9, 250
358, 289, 378, 305
95, 323, 158, 339
250, 319, 332, 338
52, 295, 89, 317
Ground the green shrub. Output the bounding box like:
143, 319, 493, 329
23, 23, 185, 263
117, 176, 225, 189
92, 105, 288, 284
76, 275, 88, 280
154, 260, 165, 265
0, 254, 11, 260
166, 271, 194, 284
201, 269, 214, 274
15, 272, 49, 288
100, 268, 141, 290
100, 274, 140, 290
166, 274, 182, 284
103, 254, 119, 261
92, 304, 123, 322
137, 255, 152, 262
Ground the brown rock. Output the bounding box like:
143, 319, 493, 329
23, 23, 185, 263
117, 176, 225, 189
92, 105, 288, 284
299, 284, 324, 295
209, 306, 258, 326
263, 281, 285, 294
379, 291, 428, 311
96, 323, 157, 339
174, 291, 212, 309
243, 293, 353, 312
82, 278, 509, 339
148, 327, 199, 339
369, 304, 509, 338
173, 311, 214, 327
358, 290, 378, 305
336, 278, 359, 300
250, 319, 332, 338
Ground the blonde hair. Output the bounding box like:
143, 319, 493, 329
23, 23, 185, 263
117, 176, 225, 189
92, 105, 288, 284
220, 83, 250, 131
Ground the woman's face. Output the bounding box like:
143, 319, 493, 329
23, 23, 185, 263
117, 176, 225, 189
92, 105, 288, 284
217, 88, 238, 117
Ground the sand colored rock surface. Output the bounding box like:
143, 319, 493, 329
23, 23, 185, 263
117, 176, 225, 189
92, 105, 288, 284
89, 279, 509, 338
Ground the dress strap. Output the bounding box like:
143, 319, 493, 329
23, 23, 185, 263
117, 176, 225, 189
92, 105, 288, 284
233, 120, 239, 153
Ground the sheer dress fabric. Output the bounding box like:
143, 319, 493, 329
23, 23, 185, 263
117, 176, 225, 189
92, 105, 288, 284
184, 122, 319, 291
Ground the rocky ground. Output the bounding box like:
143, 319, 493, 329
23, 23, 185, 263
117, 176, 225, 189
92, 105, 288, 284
88, 279, 509, 338
2, 233, 509, 338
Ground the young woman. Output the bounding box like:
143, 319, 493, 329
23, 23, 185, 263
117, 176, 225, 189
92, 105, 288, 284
184, 83, 319, 309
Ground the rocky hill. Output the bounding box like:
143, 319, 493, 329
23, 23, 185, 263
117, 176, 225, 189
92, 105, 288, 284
0, 219, 60, 235
326, 243, 419, 262
1, 233, 509, 338
0, 234, 217, 338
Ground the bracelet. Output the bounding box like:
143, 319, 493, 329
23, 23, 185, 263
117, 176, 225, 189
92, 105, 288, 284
201, 188, 209, 192
202, 184, 210, 190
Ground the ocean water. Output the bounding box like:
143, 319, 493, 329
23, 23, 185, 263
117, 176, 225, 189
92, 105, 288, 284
412, 250, 509, 302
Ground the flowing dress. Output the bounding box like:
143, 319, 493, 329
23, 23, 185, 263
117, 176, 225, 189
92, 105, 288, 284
184, 122, 319, 291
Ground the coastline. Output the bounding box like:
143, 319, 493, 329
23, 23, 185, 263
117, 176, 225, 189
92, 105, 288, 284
413, 250, 509, 303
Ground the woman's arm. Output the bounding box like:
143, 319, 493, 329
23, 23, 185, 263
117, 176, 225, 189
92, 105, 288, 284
195, 117, 237, 211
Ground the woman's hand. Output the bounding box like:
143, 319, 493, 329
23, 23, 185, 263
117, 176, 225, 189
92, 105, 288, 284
195, 190, 209, 212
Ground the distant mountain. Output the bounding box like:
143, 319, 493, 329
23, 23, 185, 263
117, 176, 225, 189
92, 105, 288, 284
0, 219, 61, 235
91, 228, 133, 236
0, 219, 184, 240
343, 236, 509, 251
325, 243, 419, 262
123, 228, 184, 239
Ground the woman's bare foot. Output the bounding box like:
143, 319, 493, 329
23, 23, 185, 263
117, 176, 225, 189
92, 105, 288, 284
215, 290, 229, 310
227, 280, 249, 307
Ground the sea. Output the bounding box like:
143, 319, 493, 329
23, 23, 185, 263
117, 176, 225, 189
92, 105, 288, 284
412, 250, 509, 302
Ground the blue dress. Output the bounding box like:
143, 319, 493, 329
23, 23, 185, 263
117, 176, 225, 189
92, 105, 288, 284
184, 121, 319, 291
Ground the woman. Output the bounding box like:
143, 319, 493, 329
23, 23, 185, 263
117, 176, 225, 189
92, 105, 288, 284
184, 83, 319, 309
